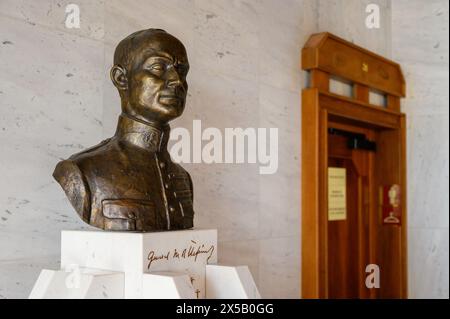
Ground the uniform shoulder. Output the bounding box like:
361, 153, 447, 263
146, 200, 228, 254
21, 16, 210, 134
53, 159, 91, 223
68, 138, 113, 162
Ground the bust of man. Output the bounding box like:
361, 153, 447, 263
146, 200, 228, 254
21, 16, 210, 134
53, 29, 194, 231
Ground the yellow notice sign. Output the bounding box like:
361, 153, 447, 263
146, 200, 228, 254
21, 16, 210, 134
328, 167, 347, 221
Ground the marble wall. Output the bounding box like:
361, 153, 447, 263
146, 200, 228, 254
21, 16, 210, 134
317, 0, 392, 56
391, 0, 449, 299
0, 0, 315, 298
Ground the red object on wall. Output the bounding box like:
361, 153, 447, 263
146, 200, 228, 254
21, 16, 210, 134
381, 184, 401, 225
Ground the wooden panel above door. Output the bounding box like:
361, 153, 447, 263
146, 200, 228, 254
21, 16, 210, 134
302, 32, 406, 98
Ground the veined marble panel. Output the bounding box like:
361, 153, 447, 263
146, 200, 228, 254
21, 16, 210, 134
0, 0, 105, 41
392, 0, 449, 299
408, 228, 449, 299
258, 236, 300, 298
407, 114, 449, 229
0, 16, 103, 262
317, 0, 392, 57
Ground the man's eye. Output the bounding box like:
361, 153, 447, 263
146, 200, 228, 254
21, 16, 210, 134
150, 63, 165, 71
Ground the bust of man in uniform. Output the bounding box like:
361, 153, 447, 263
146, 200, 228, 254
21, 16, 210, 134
53, 29, 194, 232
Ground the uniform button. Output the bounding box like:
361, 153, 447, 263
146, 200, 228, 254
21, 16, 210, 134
164, 183, 169, 189
159, 162, 165, 169
169, 206, 175, 213
128, 212, 136, 219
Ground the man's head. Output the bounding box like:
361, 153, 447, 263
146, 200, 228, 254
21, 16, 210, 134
111, 29, 189, 125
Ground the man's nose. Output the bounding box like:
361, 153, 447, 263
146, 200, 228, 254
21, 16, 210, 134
166, 66, 183, 88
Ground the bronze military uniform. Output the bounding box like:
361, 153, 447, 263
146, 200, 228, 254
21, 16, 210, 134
53, 29, 194, 231
54, 114, 194, 231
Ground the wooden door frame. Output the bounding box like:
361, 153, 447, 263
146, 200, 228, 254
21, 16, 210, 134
301, 33, 407, 299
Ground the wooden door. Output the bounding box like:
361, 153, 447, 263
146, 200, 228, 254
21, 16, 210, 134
327, 124, 375, 299
301, 32, 407, 299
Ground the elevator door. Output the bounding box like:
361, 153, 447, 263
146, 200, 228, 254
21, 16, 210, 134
327, 124, 375, 299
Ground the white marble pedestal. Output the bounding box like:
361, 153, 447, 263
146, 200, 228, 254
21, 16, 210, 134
29, 229, 260, 299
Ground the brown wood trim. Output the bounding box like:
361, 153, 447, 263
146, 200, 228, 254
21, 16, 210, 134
303, 32, 406, 98
319, 92, 401, 129
353, 83, 370, 103
387, 95, 401, 112
400, 115, 408, 298
321, 90, 401, 116
311, 70, 330, 92
318, 109, 329, 298
301, 88, 320, 298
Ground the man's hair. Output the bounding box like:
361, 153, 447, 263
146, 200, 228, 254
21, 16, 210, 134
113, 28, 167, 71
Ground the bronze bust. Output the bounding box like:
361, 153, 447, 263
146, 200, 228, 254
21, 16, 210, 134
53, 29, 194, 231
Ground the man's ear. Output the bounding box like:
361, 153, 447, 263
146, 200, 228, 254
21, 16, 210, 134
110, 65, 128, 91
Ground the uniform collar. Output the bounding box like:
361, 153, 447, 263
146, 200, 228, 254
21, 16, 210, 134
115, 114, 170, 152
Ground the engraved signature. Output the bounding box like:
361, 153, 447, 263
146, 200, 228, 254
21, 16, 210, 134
147, 240, 215, 270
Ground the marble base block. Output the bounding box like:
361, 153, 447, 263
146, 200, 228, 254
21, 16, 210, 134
29, 268, 124, 299
142, 272, 196, 299
60, 229, 217, 298
206, 265, 261, 299
29, 228, 260, 299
